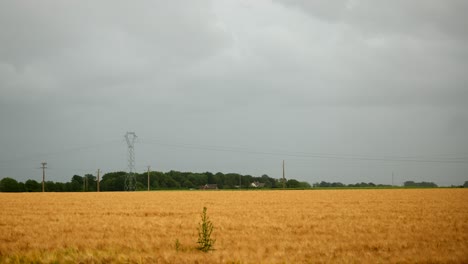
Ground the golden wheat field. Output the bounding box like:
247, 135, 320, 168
0, 189, 467, 263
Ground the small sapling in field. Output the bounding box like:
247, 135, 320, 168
197, 207, 215, 252
174, 238, 182, 252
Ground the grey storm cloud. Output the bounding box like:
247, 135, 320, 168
0, 0, 467, 186
274, 0, 468, 38
273, 0, 468, 107
0, 0, 230, 102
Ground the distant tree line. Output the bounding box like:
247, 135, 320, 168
313, 181, 392, 188
403, 181, 438, 188
312, 181, 442, 188
1, 174, 463, 192
0, 170, 311, 192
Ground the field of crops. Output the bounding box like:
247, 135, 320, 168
0, 189, 467, 263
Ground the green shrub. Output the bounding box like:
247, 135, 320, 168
197, 207, 215, 252
175, 239, 181, 252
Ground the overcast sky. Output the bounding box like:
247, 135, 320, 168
1, 0, 467, 186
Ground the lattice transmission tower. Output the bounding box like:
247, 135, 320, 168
124, 132, 137, 191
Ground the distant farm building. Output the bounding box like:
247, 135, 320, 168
251, 181, 266, 188
200, 184, 218, 190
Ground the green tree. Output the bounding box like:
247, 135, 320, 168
84, 174, 97, 191
183, 179, 195, 189
331, 182, 345, 187
100, 171, 126, 191
206, 172, 215, 184
215, 172, 225, 189
224, 173, 240, 189
45, 181, 57, 192
0, 177, 21, 192
404, 181, 416, 187
166, 177, 180, 189
151, 180, 160, 189
189, 173, 207, 187
157, 174, 168, 188
242, 175, 253, 188
167, 171, 183, 185
150, 171, 164, 189
136, 181, 145, 191
69, 175, 83, 191
17, 182, 26, 192
277, 178, 287, 188
286, 179, 301, 188
464, 181, 468, 188
261, 174, 274, 188
404, 181, 437, 187
25, 179, 41, 192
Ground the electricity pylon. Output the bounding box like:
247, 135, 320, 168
124, 132, 137, 191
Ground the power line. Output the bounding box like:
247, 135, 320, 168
139, 139, 468, 164
0, 139, 122, 164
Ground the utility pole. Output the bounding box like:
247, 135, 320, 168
282, 160, 286, 189
97, 169, 101, 192
41, 162, 47, 192
392, 171, 394, 187
83, 175, 87, 192
147, 166, 150, 191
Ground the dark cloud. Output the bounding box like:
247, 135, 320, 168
0, 0, 231, 103
273, 0, 468, 40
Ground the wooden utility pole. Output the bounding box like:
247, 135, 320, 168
282, 160, 286, 189
83, 175, 87, 192
97, 169, 101, 192
147, 166, 151, 191
41, 162, 47, 192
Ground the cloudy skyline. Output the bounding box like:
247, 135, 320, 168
1, 0, 467, 186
